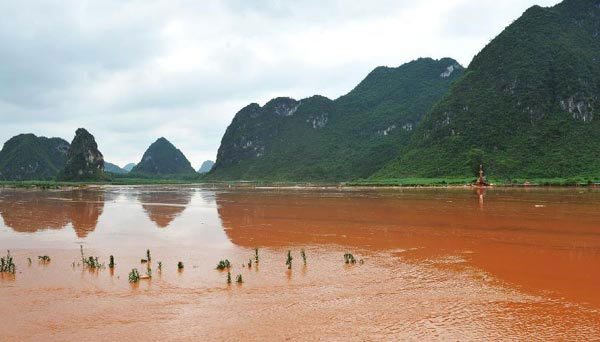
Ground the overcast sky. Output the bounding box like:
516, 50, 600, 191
0, 0, 561, 169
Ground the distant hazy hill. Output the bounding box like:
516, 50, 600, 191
0, 133, 70, 180
209, 57, 463, 181
198, 160, 214, 173
131, 137, 196, 175
374, 0, 600, 179
122, 163, 136, 172
58, 128, 106, 181
104, 162, 127, 174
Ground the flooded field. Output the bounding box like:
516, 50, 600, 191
1, 186, 599, 341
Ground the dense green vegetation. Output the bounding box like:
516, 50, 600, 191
0, 134, 69, 180
208, 58, 464, 181
374, 0, 600, 180
131, 137, 197, 176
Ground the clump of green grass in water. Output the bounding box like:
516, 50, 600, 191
38, 255, 51, 263
301, 249, 307, 265
236, 274, 243, 283
109, 255, 115, 268
255, 248, 259, 264
79, 245, 103, 268
0, 250, 16, 274
286, 250, 293, 269
178, 261, 184, 270
227, 271, 232, 284
129, 268, 140, 283
85, 256, 103, 268
344, 253, 356, 264
216, 259, 231, 270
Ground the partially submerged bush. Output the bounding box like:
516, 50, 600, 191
248, 259, 252, 268
85, 256, 103, 268
301, 249, 307, 265
255, 248, 259, 263
129, 268, 140, 283
216, 259, 231, 270
0, 250, 15, 273
344, 253, 356, 264
286, 250, 293, 269
177, 261, 184, 270
227, 271, 232, 284
109, 255, 115, 268
38, 255, 51, 262
236, 274, 243, 283
146, 249, 151, 262
79, 245, 102, 268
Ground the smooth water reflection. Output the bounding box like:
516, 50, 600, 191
0, 186, 229, 249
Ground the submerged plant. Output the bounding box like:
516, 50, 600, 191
85, 256, 103, 268
286, 250, 293, 269
109, 255, 115, 268
344, 253, 356, 264
80, 245, 85, 264
301, 249, 307, 265
178, 261, 184, 270
0, 250, 15, 274
255, 248, 259, 263
227, 271, 232, 284
216, 259, 231, 270
38, 255, 51, 262
80, 245, 102, 268
236, 274, 243, 283
129, 268, 140, 283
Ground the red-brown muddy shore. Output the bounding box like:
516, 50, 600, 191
1, 186, 599, 341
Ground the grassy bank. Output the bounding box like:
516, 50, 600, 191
0, 178, 203, 189
349, 176, 600, 187
3, 176, 600, 189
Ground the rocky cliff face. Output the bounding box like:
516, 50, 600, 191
58, 128, 105, 181
0, 134, 70, 180
210, 58, 464, 181
375, 0, 600, 178
131, 137, 196, 175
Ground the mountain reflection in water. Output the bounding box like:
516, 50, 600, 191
0, 189, 105, 238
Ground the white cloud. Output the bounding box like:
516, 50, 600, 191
0, 0, 562, 168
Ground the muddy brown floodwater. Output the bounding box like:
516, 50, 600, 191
0, 186, 599, 341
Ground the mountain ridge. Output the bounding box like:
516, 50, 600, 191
131, 137, 196, 175
209, 57, 464, 181
373, 0, 600, 179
